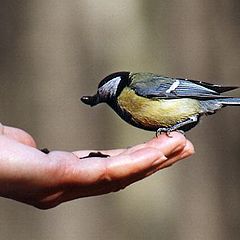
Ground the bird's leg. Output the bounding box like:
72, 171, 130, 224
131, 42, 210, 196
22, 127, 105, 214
156, 115, 199, 137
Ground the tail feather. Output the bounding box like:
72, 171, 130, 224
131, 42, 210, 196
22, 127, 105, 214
216, 86, 239, 93
218, 98, 240, 106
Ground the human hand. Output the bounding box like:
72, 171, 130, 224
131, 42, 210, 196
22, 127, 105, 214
0, 124, 194, 209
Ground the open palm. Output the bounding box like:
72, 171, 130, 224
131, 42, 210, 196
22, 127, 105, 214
0, 125, 194, 209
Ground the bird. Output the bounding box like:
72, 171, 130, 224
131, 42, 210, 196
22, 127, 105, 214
81, 72, 240, 136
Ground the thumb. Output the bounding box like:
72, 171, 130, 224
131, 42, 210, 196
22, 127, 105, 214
0, 124, 36, 147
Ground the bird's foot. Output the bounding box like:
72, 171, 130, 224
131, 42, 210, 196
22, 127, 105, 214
156, 128, 185, 138
156, 127, 173, 138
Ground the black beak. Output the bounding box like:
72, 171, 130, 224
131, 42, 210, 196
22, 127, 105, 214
81, 94, 100, 107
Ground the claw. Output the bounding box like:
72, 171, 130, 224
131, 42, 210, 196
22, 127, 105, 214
156, 127, 185, 138
156, 127, 173, 138
166, 131, 173, 138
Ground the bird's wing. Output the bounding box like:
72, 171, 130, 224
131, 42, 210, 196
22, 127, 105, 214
130, 74, 235, 100
181, 78, 238, 93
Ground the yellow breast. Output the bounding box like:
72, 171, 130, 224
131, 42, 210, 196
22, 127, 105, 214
117, 88, 201, 128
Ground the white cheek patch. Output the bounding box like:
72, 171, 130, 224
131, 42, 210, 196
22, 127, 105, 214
166, 80, 180, 94
98, 76, 122, 97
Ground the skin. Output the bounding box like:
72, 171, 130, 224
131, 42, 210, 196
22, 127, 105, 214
0, 124, 194, 209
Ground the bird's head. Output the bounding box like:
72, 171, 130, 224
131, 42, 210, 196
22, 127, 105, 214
81, 71, 130, 106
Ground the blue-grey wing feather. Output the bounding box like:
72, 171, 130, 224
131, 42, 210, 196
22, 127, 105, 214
130, 75, 235, 100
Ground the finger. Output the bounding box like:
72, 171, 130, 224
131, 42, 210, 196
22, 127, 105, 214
147, 132, 187, 155
112, 132, 186, 159
156, 139, 194, 169
0, 125, 36, 147
93, 146, 167, 193
73, 132, 186, 159
105, 147, 166, 181
143, 140, 194, 178
63, 146, 165, 186
128, 139, 194, 179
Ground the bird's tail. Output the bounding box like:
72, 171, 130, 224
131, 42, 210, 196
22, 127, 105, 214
218, 98, 240, 106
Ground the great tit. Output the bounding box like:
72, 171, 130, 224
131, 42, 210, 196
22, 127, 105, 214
81, 72, 240, 135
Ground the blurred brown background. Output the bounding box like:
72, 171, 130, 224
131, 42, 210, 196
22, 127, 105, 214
0, 1, 239, 239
